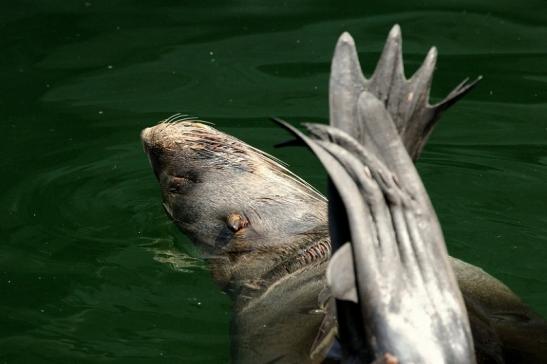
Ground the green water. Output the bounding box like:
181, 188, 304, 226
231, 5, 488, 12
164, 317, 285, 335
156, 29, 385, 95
1, 1, 546, 363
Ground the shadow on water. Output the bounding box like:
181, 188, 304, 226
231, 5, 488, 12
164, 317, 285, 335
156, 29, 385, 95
1, 1, 546, 362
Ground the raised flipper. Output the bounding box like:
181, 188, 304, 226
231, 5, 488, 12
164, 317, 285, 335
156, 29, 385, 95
329, 25, 481, 160
274, 26, 479, 362
274, 92, 475, 362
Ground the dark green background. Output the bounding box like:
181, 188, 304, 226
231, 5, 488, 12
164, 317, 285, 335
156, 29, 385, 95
1, 1, 546, 363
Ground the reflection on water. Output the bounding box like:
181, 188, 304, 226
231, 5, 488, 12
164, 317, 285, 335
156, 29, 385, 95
1, 1, 546, 362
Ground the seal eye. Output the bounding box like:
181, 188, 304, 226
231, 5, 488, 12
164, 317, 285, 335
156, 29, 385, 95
168, 176, 190, 194
226, 213, 249, 232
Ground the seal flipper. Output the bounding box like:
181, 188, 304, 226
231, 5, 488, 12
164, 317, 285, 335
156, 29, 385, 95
330, 25, 481, 160
275, 27, 478, 362
274, 114, 476, 362
326, 242, 357, 303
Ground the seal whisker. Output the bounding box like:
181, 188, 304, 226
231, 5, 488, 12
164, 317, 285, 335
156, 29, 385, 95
174, 115, 197, 122
164, 112, 182, 123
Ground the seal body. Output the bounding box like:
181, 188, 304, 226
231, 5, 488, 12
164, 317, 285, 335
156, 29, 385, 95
142, 120, 547, 364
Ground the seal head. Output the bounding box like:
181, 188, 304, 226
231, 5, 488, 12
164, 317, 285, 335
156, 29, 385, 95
141, 120, 327, 256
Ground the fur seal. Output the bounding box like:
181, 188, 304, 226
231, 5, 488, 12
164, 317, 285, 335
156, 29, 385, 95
142, 26, 547, 364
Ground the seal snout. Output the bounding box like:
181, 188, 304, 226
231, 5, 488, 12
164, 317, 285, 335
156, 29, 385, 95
141, 127, 153, 143
141, 122, 213, 180
141, 127, 153, 153
140, 126, 165, 179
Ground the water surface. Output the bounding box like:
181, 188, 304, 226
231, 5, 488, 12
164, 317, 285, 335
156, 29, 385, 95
1, 1, 546, 362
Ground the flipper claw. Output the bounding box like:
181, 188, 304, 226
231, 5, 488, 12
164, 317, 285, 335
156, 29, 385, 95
369, 24, 405, 101
433, 75, 483, 111
329, 32, 367, 140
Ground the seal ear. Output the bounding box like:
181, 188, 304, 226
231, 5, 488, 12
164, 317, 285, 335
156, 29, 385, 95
226, 213, 249, 232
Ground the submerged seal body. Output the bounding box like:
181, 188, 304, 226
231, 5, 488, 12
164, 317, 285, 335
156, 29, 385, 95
142, 119, 546, 364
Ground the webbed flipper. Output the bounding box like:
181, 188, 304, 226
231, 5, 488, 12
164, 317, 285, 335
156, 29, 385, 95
274, 26, 479, 363
275, 97, 475, 362
329, 25, 481, 160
